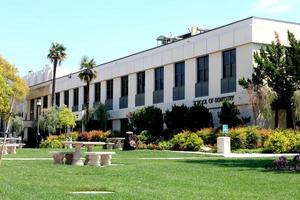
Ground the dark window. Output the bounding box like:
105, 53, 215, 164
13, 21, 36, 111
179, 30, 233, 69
197, 56, 209, 83
83, 86, 88, 105
55, 93, 60, 107
106, 79, 113, 99
94, 82, 101, 102
64, 90, 69, 107
175, 62, 185, 87
155, 67, 164, 91
73, 88, 79, 106
223, 49, 236, 78
43, 95, 48, 109
121, 76, 128, 97
221, 49, 236, 93
30, 99, 34, 120
137, 72, 145, 94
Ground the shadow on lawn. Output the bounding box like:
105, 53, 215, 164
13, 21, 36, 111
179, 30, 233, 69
181, 158, 300, 174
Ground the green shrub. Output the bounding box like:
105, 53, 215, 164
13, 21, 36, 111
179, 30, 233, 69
196, 128, 221, 145
128, 106, 164, 137
158, 141, 172, 150
292, 133, 300, 152
186, 102, 213, 130
40, 135, 63, 148
78, 130, 110, 141
137, 130, 152, 144
164, 105, 189, 132
245, 126, 259, 149
218, 100, 243, 128
171, 130, 203, 151
227, 128, 247, 149
265, 130, 290, 153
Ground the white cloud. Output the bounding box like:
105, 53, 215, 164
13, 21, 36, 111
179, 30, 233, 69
254, 0, 300, 13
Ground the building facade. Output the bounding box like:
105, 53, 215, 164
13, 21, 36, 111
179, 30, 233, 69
20, 17, 300, 141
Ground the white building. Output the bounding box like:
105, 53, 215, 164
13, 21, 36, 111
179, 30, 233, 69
20, 17, 300, 141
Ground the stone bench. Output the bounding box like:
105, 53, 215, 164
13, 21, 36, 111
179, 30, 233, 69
49, 151, 74, 165
85, 152, 116, 167
104, 143, 115, 150
0, 144, 19, 154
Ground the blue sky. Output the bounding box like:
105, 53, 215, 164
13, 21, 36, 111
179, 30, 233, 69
1, 0, 300, 76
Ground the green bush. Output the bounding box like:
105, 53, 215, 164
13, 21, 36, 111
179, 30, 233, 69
292, 132, 300, 152
40, 135, 63, 148
171, 130, 203, 151
245, 126, 259, 149
128, 106, 164, 138
227, 128, 247, 149
164, 105, 189, 132
218, 100, 243, 128
137, 130, 152, 144
265, 130, 291, 153
196, 128, 221, 145
158, 141, 172, 150
186, 102, 213, 130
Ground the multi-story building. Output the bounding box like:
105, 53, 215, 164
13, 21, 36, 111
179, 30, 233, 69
20, 17, 300, 142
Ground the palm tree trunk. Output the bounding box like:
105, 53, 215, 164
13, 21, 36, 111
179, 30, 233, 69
275, 107, 279, 128
51, 59, 58, 106
86, 81, 90, 128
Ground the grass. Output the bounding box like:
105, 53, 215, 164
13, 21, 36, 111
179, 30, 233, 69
0, 149, 299, 200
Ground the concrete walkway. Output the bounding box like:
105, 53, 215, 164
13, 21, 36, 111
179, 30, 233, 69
3, 158, 52, 161
170, 151, 299, 158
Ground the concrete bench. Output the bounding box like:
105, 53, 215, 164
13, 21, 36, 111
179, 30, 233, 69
0, 144, 19, 154
49, 151, 74, 165
85, 152, 116, 167
18, 143, 26, 149
104, 143, 115, 150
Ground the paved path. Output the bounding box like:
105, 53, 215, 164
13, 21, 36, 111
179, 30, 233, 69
170, 150, 299, 158
3, 158, 52, 160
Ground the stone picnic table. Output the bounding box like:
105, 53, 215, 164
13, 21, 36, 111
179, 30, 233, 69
62, 141, 105, 166
106, 137, 125, 149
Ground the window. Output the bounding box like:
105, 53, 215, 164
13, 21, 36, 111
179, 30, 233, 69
64, 90, 69, 107
30, 99, 34, 120
137, 72, 145, 94
196, 56, 209, 97
43, 95, 48, 109
175, 62, 185, 87
94, 82, 101, 102
197, 56, 209, 83
221, 49, 236, 93
55, 93, 60, 107
223, 49, 236, 78
73, 88, 79, 106
83, 86, 88, 105
173, 62, 185, 100
121, 76, 128, 97
154, 67, 164, 91
106, 79, 113, 99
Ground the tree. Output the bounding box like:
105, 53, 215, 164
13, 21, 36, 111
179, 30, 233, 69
57, 105, 76, 134
39, 107, 59, 135
47, 42, 67, 106
218, 101, 243, 128
78, 56, 97, 128
247, 32, 300, 128
0, 56, 29, 166
292, 90, 300, 125
93, 103, 109, 130
10, 115, 24, 136
164, 105, 189, 133
186, 102, 213, 130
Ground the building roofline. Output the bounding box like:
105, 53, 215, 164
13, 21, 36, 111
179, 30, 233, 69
28, 16, 299, 88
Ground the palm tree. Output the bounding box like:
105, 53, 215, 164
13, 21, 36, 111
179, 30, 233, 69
78, 56, 97, 126
47, 42, 67, 106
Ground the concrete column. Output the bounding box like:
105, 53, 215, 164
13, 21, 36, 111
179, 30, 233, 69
164, 64, 174, 103
69, 89, 74, 109
47, 95, 51, 108
128, 73, 137, 108
185, 58, 196, 100
209, 52, 222, 96
33, 99, 37, 120
101, 81, 106, 104
89, 84, 95, 109
113, 77, 121, 110
145, 69, 154, 106
112, 119, 121, 132
79, 87, 84, 111
217, 137, 231, 154
60, 91, 64, 107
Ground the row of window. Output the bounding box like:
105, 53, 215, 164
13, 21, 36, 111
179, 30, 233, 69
37, 49, 236, 113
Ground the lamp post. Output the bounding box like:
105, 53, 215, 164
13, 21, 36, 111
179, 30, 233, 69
36, 99, 42, 147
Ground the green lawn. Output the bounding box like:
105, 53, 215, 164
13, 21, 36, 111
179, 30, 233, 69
0, 149, 299, 200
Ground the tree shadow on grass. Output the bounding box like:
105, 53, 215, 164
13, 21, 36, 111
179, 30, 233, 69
180, 158, 300, 174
